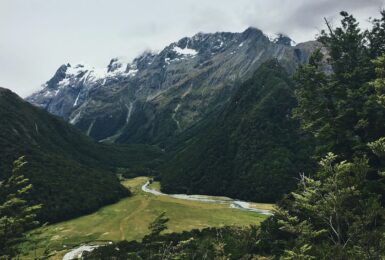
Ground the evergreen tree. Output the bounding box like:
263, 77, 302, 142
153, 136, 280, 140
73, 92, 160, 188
293, 11, 385, 160
0, 157, 41, 259
367, 11, 385, 58
273, 152, 385, 259
260, 11, 385, 259
148, 212, 169, 237
370, 54, 385, 106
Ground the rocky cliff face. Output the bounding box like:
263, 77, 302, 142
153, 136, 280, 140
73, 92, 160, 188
27, 27, 319, 145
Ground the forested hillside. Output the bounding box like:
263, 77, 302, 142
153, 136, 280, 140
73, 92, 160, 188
0, 88, 163, 222
259, 11, 385, 259
87, 11, 385, 259
160, 60, 313, 202
2, 5, 385, 259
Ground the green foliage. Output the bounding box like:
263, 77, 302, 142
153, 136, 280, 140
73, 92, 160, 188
367, 10, 385, 58
11, 10, 385, 260
0, 88, 163, 223
161, 60, 313, 203
258, 11, 385, 260
81, 10, 385, 260
0, 157, 41, 258
368, 137, 385, 159
293, 11, 385, 160
83, 226, 262, 260
282, 244, 314, 260
262, 152, 385, 259
370, 54, 385, 107
148, 212, 169, 237
22, 177, 265, 258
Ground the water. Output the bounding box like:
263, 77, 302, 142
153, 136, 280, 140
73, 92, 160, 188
142, 181, 272, 215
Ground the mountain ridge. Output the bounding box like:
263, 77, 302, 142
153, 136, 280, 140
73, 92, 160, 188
0, 87, 162, 222
26, 27, 320, 146
159, 60, 314, 202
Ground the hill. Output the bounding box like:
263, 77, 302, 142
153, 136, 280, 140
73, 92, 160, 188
0, 87, 162, 223
160, 60, 313, 202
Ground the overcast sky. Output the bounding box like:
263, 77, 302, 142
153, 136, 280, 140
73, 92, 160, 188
1, 0, 384, 97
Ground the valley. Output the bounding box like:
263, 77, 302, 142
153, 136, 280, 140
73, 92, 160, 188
2, 4, 385, 258
21, 177, 271, 259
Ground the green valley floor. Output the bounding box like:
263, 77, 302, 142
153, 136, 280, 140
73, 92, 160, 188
21, 177, 272, 259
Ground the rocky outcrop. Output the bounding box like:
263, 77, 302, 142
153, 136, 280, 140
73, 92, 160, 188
27, 27, 320, 145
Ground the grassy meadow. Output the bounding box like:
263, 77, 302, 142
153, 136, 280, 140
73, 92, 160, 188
21, 177, 272, 259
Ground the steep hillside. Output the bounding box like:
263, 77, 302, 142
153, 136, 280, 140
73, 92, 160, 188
27, 28, 319, 146
160, 60, 313, 202
0, 87, 162, 223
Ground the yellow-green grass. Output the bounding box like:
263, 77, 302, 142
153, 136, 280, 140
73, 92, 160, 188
148, 180, 274, 210
249, 202, 275, 211
21, 177, 271, 258
148, 180, 161, 191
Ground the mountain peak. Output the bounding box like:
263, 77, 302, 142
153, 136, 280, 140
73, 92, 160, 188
107, 58, 128, 73
45, 64, 69, 89
243, 26, 262, 33
27, 26, 316, 142
0, 87, 14, 97
242, 27, 263, 37
274, 33, 295, 46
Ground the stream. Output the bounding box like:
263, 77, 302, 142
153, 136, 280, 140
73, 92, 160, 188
63, 180, 272, 259
62, 245, 99, 260
141, 181, 273, 215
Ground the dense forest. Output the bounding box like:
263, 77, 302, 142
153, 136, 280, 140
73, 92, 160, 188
160, 60, 313, 202
84, 225, 262, 259
1, 8, 385, 260
0, 88, 163, 223
86, 11, 385, 259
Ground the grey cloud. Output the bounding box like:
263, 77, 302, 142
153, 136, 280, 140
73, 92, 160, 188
240, 0, 384, 41
0, 0, 383, 97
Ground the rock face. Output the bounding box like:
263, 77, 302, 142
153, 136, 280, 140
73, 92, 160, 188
27, 27, 319, 145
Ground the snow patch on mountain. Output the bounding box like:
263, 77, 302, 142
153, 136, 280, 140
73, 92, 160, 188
127, 69, 138, 77
173, 46, 198, 56
26, 27, 318, 143
73, 92, 80, 107
69, 110, 82, 125
56, 58, 134, 88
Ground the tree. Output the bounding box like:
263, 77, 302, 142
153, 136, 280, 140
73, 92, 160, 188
293, 11, 385, 160
292, 50, 336, 157
148, 212, 169, 237
370, 54, 385, 106
0, 157, 41, 258
274, 152, 385, 259
264, 13, 385, 258
367, 10, 385, 58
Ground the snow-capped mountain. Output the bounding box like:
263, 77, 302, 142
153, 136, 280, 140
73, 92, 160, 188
27, 27, 320, 145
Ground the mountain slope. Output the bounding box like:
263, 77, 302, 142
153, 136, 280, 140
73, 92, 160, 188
159, 60, 313, 202
0, 87, 162, 223
27, 28, 319, 146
